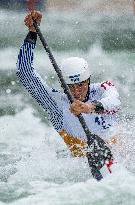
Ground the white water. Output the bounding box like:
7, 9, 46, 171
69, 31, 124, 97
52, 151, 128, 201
0, 8, 135, 205
0, 107, 135, 204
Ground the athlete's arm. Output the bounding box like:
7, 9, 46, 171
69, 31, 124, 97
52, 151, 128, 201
16, 11, 63, 132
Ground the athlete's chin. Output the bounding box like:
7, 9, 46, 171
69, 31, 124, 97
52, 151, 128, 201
74, 96, 84, 101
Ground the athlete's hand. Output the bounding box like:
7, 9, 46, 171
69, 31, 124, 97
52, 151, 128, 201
70, 100, 96, 116
24, 10, 42, 32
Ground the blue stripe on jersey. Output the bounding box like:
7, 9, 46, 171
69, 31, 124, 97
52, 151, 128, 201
16, 42, 63, 131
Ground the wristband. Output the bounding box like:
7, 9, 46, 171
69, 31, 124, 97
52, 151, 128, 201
93, 101, 104, 113
24, 31, 37, 44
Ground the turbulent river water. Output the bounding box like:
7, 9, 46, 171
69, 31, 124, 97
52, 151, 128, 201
0, 8, 135, 205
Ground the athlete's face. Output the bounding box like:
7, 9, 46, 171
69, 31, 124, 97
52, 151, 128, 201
68, 79, 90, 101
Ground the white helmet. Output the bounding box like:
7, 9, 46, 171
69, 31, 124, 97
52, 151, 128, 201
60, 57, 90, 84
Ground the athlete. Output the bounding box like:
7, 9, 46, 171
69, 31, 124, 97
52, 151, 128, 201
16, 10, 121, 159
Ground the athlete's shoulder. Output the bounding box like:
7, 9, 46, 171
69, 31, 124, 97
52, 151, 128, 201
100, 80, 115, 91
90, 80, 117, 97
91, 80, 116, 91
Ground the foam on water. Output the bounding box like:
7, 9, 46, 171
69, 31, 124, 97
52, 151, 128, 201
0, 107, 135, 204
0, 8, 135, 205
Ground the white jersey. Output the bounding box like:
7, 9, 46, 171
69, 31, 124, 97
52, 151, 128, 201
16, 40, 121, 156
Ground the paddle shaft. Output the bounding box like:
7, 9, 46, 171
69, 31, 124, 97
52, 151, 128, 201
33, 21, 96, 143
32, 20, 104, 181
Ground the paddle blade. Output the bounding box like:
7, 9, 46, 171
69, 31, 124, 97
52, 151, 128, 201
87, 134, 113, 180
